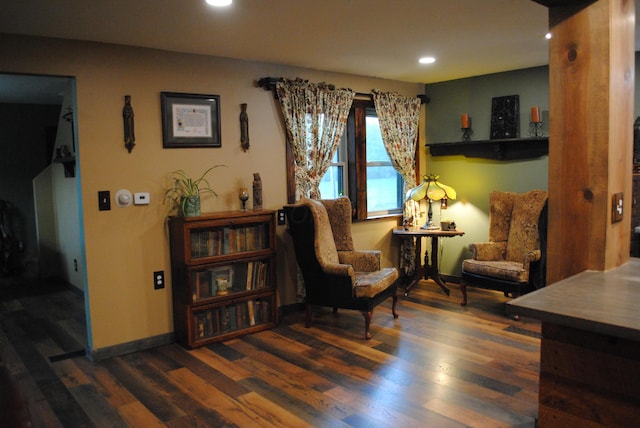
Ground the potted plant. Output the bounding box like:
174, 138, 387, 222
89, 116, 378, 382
163, 165, 226, 217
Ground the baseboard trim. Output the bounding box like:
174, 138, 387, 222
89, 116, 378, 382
87, 332, 175, 362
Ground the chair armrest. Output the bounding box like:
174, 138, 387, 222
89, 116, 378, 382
338, 250, 381, 271
522, 249, 541, 268
469, 242, 507, 261
322, 262, 355, 278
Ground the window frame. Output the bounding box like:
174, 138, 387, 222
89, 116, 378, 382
285, 98, 420, 221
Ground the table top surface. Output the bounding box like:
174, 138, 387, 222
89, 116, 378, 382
508, 258, 640, 341
392, 226, 465, 237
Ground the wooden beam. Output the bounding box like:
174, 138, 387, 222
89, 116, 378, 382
546, 0, 634, 284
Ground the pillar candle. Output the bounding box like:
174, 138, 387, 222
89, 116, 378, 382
461, 113, 470, 129
531, 106, 541, 123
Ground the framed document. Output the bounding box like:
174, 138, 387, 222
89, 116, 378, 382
161, 92, 221, 148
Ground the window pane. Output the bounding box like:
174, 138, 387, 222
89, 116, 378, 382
319, 165, 343, 199
365, 114, 403, 214
366, 165, 402, 212
365, 116, 388, 162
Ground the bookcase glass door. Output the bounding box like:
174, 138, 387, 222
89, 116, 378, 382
192, 295, 274, 343
190, 259, 271, 302
189, 222, 269, 260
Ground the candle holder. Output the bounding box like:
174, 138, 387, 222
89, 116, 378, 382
461, 126, 473, 142
239, 188, 249, 211
529, 121, 543, 138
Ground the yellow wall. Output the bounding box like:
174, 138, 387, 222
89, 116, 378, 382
0, 34, 424, 352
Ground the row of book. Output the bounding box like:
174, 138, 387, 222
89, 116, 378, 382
190, 225, 268, 258
192, 261, 270, 301
194, 299, 273, 339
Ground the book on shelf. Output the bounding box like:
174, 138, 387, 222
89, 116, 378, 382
246, 261, 254, 291
228, 305, 237, 330
195, 313, 206, 338
237, 303, 248, 328
247, 300, 256, 326
221, 306, 231, 333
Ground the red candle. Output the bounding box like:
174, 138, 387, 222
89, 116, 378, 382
531, 106, 541, 123
461, 113, 470, 129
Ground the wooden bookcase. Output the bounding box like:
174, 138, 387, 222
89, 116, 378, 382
168, 210, 277, 348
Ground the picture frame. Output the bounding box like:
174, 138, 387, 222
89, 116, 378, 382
490, 95, 519, 140
161, 92, 221, 148
207, 265, 234, 293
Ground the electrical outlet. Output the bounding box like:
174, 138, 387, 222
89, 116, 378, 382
154, 271, 165, 289
277, 209, 286, 225
612, 192, 623, 223
98, 190, 111, 211
74, 259, 78, 272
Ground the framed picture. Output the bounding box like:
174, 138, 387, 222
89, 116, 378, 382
490, 95, 519, 139
161, 92, 221, 148
207, 265, 234, 294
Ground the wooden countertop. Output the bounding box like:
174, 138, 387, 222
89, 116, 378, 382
507, 258, 640, 341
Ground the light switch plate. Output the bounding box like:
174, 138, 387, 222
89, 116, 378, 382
98, 190, 111, 211
612, 192, 623, 223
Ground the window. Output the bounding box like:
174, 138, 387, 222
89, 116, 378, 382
318, 132, 347, 199
364, 108, 404, 216
347, 100, 404, 220
286, 99, 413, 221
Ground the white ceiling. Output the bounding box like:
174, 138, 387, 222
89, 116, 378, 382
0, 0, 638, 104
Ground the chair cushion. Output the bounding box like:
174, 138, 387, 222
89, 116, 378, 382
505, 190, 548, 262
320, 197, 355, 251
354, 267, 399, 298
462, 259, 529, 283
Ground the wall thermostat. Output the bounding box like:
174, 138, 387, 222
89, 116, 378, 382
134, 192, 151, 205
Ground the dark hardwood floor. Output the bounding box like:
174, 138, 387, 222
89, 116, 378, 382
0, 277, 541, 427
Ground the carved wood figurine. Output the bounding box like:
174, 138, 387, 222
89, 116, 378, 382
240, 103, 249, 151
123, 95, 135, 153
252, 173, 262, 210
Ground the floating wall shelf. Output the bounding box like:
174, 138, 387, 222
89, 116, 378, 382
427, 137, 548, 161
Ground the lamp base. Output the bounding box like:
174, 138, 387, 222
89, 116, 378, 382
421, 219, 440, 230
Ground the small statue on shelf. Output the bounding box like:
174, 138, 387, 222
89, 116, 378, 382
253, 173, 262, 210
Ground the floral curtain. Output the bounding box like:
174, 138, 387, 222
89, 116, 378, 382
276, 78, 355, 200
372, 90, 421, 275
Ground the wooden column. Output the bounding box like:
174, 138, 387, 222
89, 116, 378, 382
543, 0, 635, 284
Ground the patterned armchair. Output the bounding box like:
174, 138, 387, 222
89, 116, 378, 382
461, 190, 548, 309
284, 197, 399, 340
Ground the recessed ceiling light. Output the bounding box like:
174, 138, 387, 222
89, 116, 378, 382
545, 32, 552, 40
419, 57, 436, 65
206, 0, 232, 6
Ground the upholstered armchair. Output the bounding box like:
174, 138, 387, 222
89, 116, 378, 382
284, 197, 399, 340
461, 190, 548, 309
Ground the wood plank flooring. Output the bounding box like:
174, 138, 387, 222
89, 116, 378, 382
0, 278, 541, 427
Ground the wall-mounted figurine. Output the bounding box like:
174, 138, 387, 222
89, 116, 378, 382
123, 95, 135, 153
240, 103, 250, 151
253, 173, 262, 210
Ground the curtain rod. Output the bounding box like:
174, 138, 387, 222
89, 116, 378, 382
257, 77, 429, 104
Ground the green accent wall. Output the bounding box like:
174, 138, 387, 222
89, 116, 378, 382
424, 66, 549, 278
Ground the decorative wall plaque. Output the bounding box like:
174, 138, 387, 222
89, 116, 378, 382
490, 95, 519, 139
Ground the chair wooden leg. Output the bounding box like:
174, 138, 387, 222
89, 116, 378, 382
305, 303, 312, 328
460, 283, 468, 306
361, 311, 373, 340
391, 295, 399, 319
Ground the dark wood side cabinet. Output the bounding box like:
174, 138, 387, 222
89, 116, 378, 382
168, 210, 277, 349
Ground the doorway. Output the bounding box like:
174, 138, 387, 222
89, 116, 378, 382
0, 72, 89, 356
